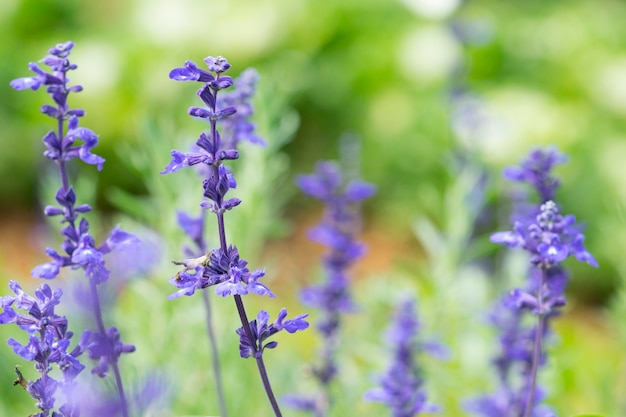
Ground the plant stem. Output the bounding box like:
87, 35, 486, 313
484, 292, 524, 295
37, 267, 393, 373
522, 269, 547, 417
189, 210, 229, 417
57, 110, 130, 417
233, 294, 283, 417
201, 288, 228, 417
209, 79, 283, 417
89, 280, 129, 417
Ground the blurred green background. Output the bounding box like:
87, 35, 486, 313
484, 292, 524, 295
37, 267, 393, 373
1, 0, 625, 416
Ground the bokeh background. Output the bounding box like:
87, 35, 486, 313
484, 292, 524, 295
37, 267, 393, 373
1, 0, 625, 416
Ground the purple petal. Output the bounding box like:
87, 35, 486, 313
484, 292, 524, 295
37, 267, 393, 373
32, 261, 61, 280
161, 150, 189, 174
345, 181, 376, 201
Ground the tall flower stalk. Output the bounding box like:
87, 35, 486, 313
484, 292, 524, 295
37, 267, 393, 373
164, 56, 308, 417
284, 156, 375, 416
174, 69, 263, 417
364, 299, 441, 417
467, 148, 597, 417
8, 41, 137, 417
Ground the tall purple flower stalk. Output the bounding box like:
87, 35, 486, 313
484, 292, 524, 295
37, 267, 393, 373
364, 299, 440, 417
284, 159, 375, 416
163, 55, 308, 417
0, 281, 87, 417
466, 147, 597, 417
174, 68, 263, 417
9, 41, 137, 417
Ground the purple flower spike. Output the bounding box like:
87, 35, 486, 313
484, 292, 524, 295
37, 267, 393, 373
1, 281, 86, 415
469, 147, 595, 417
167, 54, 306, 417
295, 159, 376, 326
287, 155, 375, 415
365, 299, 441, 417
9, 41, 136, 416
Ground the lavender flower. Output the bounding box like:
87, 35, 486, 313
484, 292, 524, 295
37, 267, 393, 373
168, 245, 273, 299
298, 160, 375, 333
364, 299, 440, 417
284, 159, 375, 416
468, 147, 596, 417
502, 147, 567, 203
10, 41, 136, 417
0, 280, 86, 416
218, 68, 266, 148
236, 309, 309, 359
170, 63, 268, 417
164, 55, 307, 417
465, 295, 556, 417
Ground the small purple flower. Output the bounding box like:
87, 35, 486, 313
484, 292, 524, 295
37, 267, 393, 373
365, 299, 440, 417
177, 211, 205, 247
169, 57, 233, 92
502, 147, 567, 203
86, 327, 136, 378
236, 309, 309, 359
168, 245, 274, 299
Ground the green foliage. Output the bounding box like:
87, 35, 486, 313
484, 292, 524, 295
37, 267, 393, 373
1, 0, 625, 416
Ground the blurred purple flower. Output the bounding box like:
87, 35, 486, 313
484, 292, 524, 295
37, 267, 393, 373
296, 160, 375, 331
502, 148, 567, 203
218, 68, 266, 148
286, 158, 375, 415
470, 147, 595, 417
365, 299, 441, 417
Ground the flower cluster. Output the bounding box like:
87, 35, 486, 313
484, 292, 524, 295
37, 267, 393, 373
10, 41, 104, 170
297, 161, 375, 334
162, 58, 268, 295
467, 147, 597, 417
284, 159, 375, 415
168, 245, 273, 299
0, 281, 86, 416
236, 309, 309, 359
502, 147, 567, 204
364, 299, 440, 417
8, 41, 137, 417
164, 55, 308, 417
492, 200, 597, 274
465, 296, 555, 417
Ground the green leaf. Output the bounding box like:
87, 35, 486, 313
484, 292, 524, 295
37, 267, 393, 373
571, 414, 606, 417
